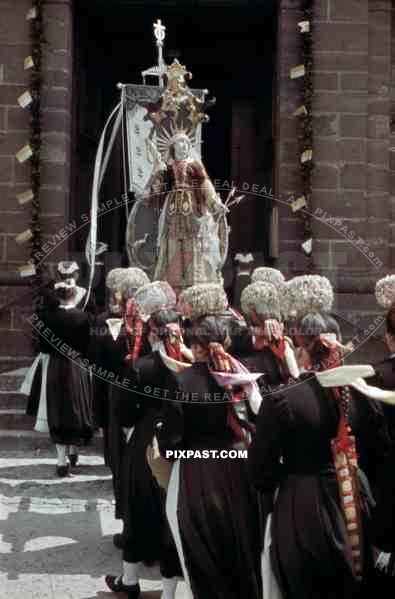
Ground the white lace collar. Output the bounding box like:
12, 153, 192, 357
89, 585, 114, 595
59, 286, 87, 310
105, 318, 123, 341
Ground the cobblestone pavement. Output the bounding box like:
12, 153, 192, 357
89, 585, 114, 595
0, 449, 188, 599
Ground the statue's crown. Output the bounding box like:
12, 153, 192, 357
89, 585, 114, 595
145, 59, 214, 158
166, 59, 191, 82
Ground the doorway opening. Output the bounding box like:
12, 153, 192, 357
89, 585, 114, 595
71, 1, 278, 278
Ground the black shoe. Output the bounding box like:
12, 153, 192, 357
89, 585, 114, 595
113, 532, 124, 549
105, 575, 140, 598
69, 453, 79, 467
56, 465, 69, 478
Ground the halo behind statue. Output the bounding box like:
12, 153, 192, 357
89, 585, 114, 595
144, 59, 214, 163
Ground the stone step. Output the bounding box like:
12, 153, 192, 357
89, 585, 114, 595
0, 430, 103, 453
0, 409, 32, 430
0, 453, 112, 500
0, 392, 27, 410
0, 356, 32, 375
0, 369, 28, 392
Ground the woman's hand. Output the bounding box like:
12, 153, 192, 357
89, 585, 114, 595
146, 436, 172, 490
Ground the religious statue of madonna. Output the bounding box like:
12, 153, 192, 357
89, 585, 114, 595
127, 57, 229, 295
148, 130, 228, 293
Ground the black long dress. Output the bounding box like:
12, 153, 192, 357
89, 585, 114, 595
89, 310, 112, 430
26, 304, 94, 446
368, 355, 395, 554
241, 345, 289, 394
249, 374, 376, 599
91, 318, 148, 520
89, 310, 121, 467
158, 362, 262, 599
373, 355, 395, 442
117, 350, 181, 576
228, 272, 252, 312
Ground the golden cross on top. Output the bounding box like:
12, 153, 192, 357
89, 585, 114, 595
154, 19, 166, 45
141, 20, 167, 85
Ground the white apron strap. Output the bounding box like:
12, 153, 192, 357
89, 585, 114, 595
19, 353, 42, 395
261, 513, 283, 599
166, 459, 193, 598
34, 353, 50, 433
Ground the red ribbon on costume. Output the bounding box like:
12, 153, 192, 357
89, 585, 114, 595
313, 334, 354, 453
124, 298, 143, 362
163, 322, 183, 362
208, 342, 250, 448
208, 342, 233, 375
319, 333, 351, 370
318, 335, 363, 580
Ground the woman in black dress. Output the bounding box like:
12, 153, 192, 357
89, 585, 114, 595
90, 268, 149, 536
56, 260, 93, 310
240, 280, 299, 394
90, 267, 127, 457
158, 282, 263, 599
23, 278, 94, 476
248, 308, 389, 599
370, 289, 395, 443
105, 281, 185, 599
368, 280, 395, 569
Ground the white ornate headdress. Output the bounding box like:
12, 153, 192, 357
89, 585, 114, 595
375, 275, 395, 309
123, 267, 150, 287
120, 268, 150, 298
57, 261, 79, 279
105, 268, 126, 291
178, 283, 228, 319
241, 281, 281, 322
251, 267, 288, 317
251, 267, 285, 288
286, 275, 334, 319
134, 281, 177, 316
106, 267, 149, 292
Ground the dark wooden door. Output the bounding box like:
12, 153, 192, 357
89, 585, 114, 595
230, 97, 274, 258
